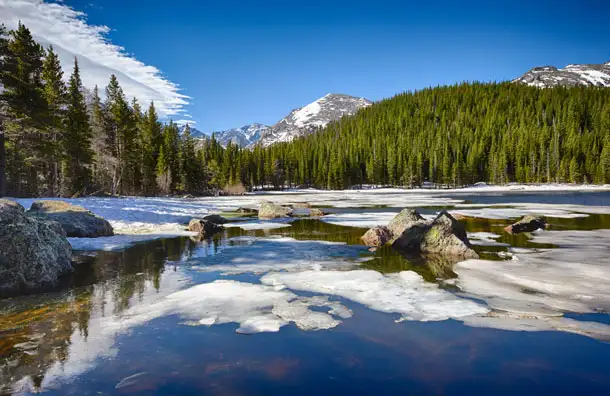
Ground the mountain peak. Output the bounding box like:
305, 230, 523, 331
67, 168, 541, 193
513, 61, 610, 88
254, 93, 372, 147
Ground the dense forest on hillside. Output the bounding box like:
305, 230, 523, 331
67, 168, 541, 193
1, 23, 610, 198
245, 83, 610, 189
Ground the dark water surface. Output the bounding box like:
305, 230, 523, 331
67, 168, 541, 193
2, 191, 610, 395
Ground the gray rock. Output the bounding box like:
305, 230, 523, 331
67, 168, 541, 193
387, 209, 426, 239
391, 209, 478, 259
203, 214, 229, 225
420, 211, 478, 258
188, 219, 223, 238
0, 200, 72, 295
28, 200, 114, 238
504, 215, 547, 234
292, 202, 312, 209
361, 226, 392, 247
258, 201, 293, 219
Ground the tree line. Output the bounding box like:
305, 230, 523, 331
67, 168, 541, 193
2, 23, 610, 198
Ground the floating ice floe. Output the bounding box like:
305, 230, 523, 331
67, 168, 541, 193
122, 280, 351, 334
321, 212, 436, 228
69, 231, 197, 251
467, 232, 510, 247
191, 236, 368, 274
261, 270, 489, 322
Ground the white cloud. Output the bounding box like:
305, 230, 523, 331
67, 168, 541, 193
174, 119, 197, 127
0, 0, 190, 119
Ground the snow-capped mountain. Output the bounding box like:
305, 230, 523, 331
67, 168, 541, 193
212, 123, 270, 147
253, 93, 373, 147
513, 61, 610, 88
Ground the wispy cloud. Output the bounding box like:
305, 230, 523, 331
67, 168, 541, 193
174, 119, 197, 127
0, 0, 190, 119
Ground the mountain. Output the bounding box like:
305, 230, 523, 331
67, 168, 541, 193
254, 93, 373, 147
212, 123, 270, 147
178, 125, 207, 140
513, 61, 610, 88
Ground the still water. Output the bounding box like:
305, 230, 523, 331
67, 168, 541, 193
1, 191, 610, 395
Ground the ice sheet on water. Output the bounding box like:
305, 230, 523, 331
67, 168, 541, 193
121, 280, 350, 334
451, 229, 610, 338
191, 236, 368, 274
69, 231, 197, 251
321, 212, 436, 228
261, 270, 489, 322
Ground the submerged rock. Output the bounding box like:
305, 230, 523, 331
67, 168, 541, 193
504, 215, 547, 234
258, 201, 293, 219
361, 226, 393, 247
188, 219, 224, 239
28, 200, 114, 238
0, 200, 72, 295
309, 208, 327, 217
237, 207, 258, 215
203, 214, 229, 225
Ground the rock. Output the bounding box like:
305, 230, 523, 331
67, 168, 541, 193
504, 215, 547, 234
387, 209, 427, 239
0, 200, 72, 295
292, 202, 312, 209
28, 201, 114, 238
258, 201, 293, 219
237, 207, 258, 215
391, 222, 430, 251
203, 214, 229, 225
309, 208, 327, 217
420, 211, 478, 258
361, 226, 393, 247
188, 219, 223, 238
182, 194, 195, 199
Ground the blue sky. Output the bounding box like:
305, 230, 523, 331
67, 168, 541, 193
4, 0, 610, 132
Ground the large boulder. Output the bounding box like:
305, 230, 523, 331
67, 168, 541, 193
237, 207, 258, 215
387, 209, 427, 240
361, 226, 393, 247
28, 201, 114, 238
188, 219, 223, 239
419, 211, 479, 258
0, 200, 72, 295
504, 215, 547, 234
203, 214, 229, 225
258, 201, 293, 219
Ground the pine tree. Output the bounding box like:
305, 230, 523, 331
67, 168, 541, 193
41, 45, 66, 196
180, 124, 199, 193
62, 58, 93, 196
1, 23, 47, 196
140, 101, 162, 195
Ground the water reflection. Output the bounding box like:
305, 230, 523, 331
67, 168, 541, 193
0, 238, 194, 395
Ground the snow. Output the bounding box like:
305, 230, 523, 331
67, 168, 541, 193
292, 101, 322, 128
261, 270, 489, 322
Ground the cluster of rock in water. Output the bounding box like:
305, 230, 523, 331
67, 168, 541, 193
1, 196, 546, 297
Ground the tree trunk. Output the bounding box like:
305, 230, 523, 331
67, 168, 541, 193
0, 128, 5, 197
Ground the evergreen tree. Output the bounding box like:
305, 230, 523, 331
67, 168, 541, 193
140, 101, 162, 195
1, 23, 47, 196
180, 124, 199, 193
0, 24, 10, 197
41, 45, 66, 195
62, 58, 93, 196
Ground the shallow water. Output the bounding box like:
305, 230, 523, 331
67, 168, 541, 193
2, 190, 610, 395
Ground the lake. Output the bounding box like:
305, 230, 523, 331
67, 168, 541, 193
2, 188, 610, 395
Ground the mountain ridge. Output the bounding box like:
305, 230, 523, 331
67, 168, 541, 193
513, 61, 610, 88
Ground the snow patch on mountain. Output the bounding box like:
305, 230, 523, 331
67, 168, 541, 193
212, 123, 270, 148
